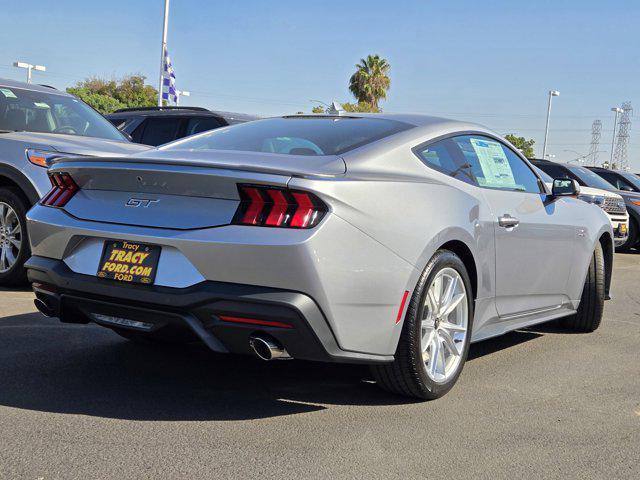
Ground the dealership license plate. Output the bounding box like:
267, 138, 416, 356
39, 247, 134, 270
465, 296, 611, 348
97, 240, 161, 285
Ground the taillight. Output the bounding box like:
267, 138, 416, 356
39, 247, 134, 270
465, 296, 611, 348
233, 185, 327, 228
40, 172, 79, 207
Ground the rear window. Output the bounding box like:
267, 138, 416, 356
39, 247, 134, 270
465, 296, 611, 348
161, 116, 413, 155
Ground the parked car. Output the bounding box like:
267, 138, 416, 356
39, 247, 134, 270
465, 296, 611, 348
105, 106, 259, 146
0, 78, 150, 286
531, 159, 629, 247
585, 166, 640, 249
26, 114, 613, 400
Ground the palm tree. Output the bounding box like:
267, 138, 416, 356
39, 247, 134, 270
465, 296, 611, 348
348, 55, 391, 110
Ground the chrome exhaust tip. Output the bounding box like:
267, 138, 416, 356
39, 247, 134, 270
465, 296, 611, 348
34, 298, 54, 317
249, 334, 291, 361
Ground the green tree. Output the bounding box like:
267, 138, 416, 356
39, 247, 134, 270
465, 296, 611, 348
67, 75, 158, 114
311, 105, 325, 113
348, 54, 391, 110
505, 134, 536, 158
340, 101, 379, 113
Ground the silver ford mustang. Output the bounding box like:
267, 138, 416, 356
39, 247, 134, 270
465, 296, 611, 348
25, 114, 613, 399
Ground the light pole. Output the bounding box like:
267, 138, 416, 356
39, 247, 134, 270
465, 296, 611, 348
542, 90, 560, 161
175, 90, 190, 106
609, 107, 624, 167
13, 61, 46, 83
158, 0, 170, 106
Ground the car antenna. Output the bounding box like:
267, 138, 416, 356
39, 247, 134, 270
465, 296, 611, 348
327, 101, 345, 116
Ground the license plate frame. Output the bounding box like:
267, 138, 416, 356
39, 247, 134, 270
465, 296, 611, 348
97, 240, 161, 285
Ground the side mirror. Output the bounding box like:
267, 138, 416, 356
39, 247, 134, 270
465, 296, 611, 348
552, 178, 580, 196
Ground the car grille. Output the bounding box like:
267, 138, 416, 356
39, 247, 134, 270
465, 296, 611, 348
603, 197, 626, 215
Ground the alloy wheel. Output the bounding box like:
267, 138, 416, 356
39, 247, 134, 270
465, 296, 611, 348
0, 202, 22, 273
421, 267, 469, 383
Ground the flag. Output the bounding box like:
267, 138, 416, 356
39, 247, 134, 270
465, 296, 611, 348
161, 46, 177, 105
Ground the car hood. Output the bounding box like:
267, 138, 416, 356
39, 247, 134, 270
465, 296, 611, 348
3, 131, 151, 156
579, 186, 622, 199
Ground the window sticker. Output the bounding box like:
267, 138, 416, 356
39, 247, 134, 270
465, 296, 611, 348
33, 102, 50, 109
0, 88, 17, 99
469, 138, 519, 189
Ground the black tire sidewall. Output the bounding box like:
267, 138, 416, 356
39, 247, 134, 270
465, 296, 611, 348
0, 188, 31, 286
409, 250, 474, 398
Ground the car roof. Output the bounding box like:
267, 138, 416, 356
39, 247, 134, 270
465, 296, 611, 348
530, 159, 576, 169
106, 107, 260, 122
0, 77, 72, 97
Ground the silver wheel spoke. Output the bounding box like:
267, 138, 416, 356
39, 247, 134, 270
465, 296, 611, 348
439, 276, 457, 315
0, 248, 7, 270
429, 337, 440, 377
439, 320, 466, 332
440, 292, 465, 318
440, 328, 461, 357
0, 205, 5, 227
8, 237, 21, 249
9, 223, 20, 235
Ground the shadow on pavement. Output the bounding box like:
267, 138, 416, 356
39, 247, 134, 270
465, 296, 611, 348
0, 312, 543, 420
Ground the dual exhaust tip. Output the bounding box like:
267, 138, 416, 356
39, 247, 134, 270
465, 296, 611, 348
249, 334, 291, 361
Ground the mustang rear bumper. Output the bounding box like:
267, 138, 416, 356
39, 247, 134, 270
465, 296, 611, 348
25, 256, 393, 364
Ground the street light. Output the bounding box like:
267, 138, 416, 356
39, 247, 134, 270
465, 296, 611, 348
175, 89, 190, 106
13, 61, 46, 83
609, 107, 624, 166
542, 90, 560, 161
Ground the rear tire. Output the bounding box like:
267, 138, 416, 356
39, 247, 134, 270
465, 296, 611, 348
561, 242, 605, 332
371, 250, 474, 400
0, 187, 31, 287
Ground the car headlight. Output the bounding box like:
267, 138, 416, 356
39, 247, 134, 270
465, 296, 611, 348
577, 194, 606, 207
25, 149, 75, 168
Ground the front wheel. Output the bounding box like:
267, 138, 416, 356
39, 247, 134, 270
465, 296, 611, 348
371, 250, 473, 400
0, 188, 30, 287
561, 242, 605, 332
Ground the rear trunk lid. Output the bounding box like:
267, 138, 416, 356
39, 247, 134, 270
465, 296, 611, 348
50, 151, 344, 230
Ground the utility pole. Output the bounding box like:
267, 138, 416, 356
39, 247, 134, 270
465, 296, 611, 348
612, 101, 632, 171
587, 120, 602, 166
610, 107, 623, 167
13, 61, 46, 83
158, 0, 170, 107
542, 90, 560, 160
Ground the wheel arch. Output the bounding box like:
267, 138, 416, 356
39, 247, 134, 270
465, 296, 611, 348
0, 164, 40, 206
438, 239, 478, 300
598, 232, 613, 299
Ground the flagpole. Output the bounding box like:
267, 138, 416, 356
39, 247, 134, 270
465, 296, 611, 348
158, 0, 170, 106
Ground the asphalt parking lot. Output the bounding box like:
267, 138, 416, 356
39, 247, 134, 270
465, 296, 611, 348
1, 254, 639, 479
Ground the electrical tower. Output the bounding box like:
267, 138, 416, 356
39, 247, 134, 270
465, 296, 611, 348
587, 120, 602, 166
612, 101, 632, 170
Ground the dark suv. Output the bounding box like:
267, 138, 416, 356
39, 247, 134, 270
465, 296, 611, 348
105, 106, 259, 147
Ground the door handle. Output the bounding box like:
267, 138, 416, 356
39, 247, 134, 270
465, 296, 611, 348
498, 214, 520, 228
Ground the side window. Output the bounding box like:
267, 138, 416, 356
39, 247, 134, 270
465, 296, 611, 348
185, 116, 223, 137
535, 163, 572, 181
597, 171, 627, 190
413, 138, 477, 186
139, 117, 182, 146
452, 136, 541, 193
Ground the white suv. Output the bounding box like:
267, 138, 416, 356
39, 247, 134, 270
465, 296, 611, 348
533, 160, 629, 247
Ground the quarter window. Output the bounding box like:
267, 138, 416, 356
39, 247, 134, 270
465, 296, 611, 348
415, 135, 542, 193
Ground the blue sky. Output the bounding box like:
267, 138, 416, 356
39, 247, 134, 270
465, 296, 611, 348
1, 0, 638, 166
